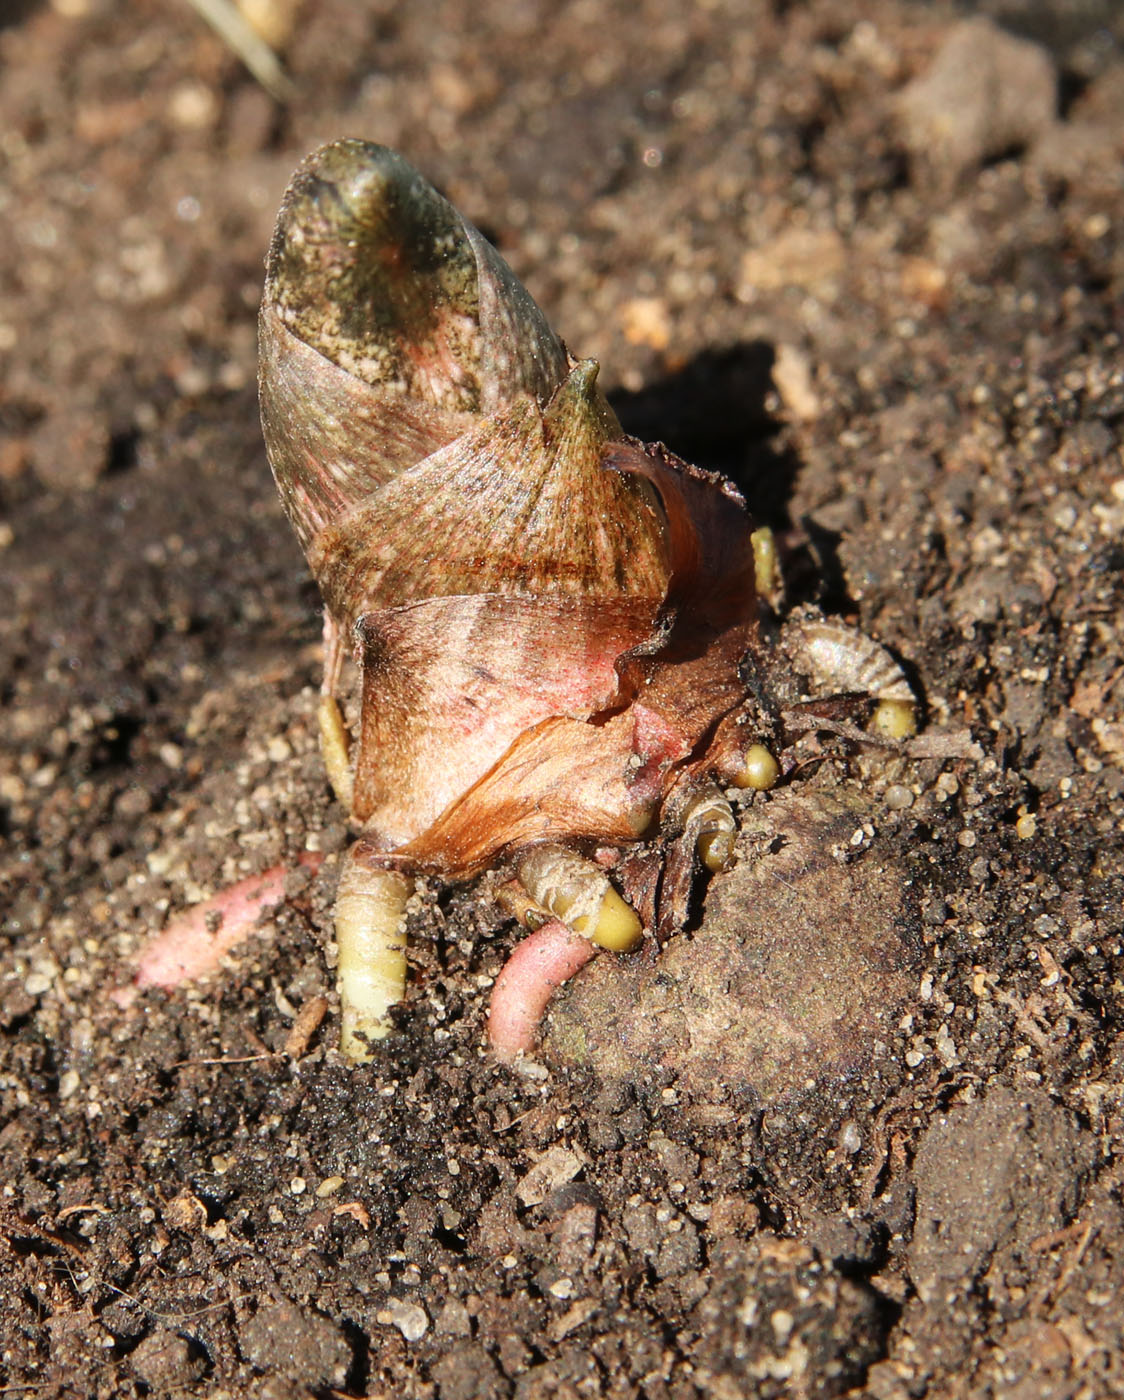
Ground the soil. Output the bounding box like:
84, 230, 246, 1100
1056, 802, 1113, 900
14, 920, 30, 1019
2, 1, 1122, 1397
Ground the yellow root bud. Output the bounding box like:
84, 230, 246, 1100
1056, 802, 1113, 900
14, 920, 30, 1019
733, 743, 780, 791
589, 887, 643, 951
516, 845, 642, 953
687, 792, 737, 873
695, 829, 732, 873
750, 526, 780, 598
318, 694, 354, 812
334, 854, 413, 1060
871, 698, 918, 741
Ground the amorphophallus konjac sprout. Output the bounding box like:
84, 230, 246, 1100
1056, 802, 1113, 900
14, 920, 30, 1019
251, 140, 917, 1059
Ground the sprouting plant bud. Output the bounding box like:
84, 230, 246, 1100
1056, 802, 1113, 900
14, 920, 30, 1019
674, 787, 738, 873
256, 142, 924, 1054
516, 845, 643, 953
871, 698, 919, 740
779, 614, 919, 747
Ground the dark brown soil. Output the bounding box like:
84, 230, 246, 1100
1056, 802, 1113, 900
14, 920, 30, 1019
2, 1, 1122, 1396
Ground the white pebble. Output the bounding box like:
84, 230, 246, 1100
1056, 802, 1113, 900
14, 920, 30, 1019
838, 1120, 862, 1154
378, 1299, 429, 1342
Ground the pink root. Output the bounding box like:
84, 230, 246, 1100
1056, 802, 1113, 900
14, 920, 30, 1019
487, 918, 597, 1061
121, 855, 322, 999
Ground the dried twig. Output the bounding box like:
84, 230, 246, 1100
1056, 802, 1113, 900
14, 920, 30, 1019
184, 0, 295, 102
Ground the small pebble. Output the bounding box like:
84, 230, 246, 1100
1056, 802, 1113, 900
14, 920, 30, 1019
935, 1029, 959, 1067
620, 297, 671, 351
838, 1120, 862, 1154
771, 1309, 795, 1342
377, 1299, 429, 1342
159, 743, 184, 769
267, 735, 293, 763
167, 82, 219, 131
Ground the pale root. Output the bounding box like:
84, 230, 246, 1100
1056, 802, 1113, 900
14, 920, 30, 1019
487, 919, 597, 1060
133, 865, 291, 990
335, 856, 413, 1060
750, 525, 779, 598
318, 694, 354, 811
